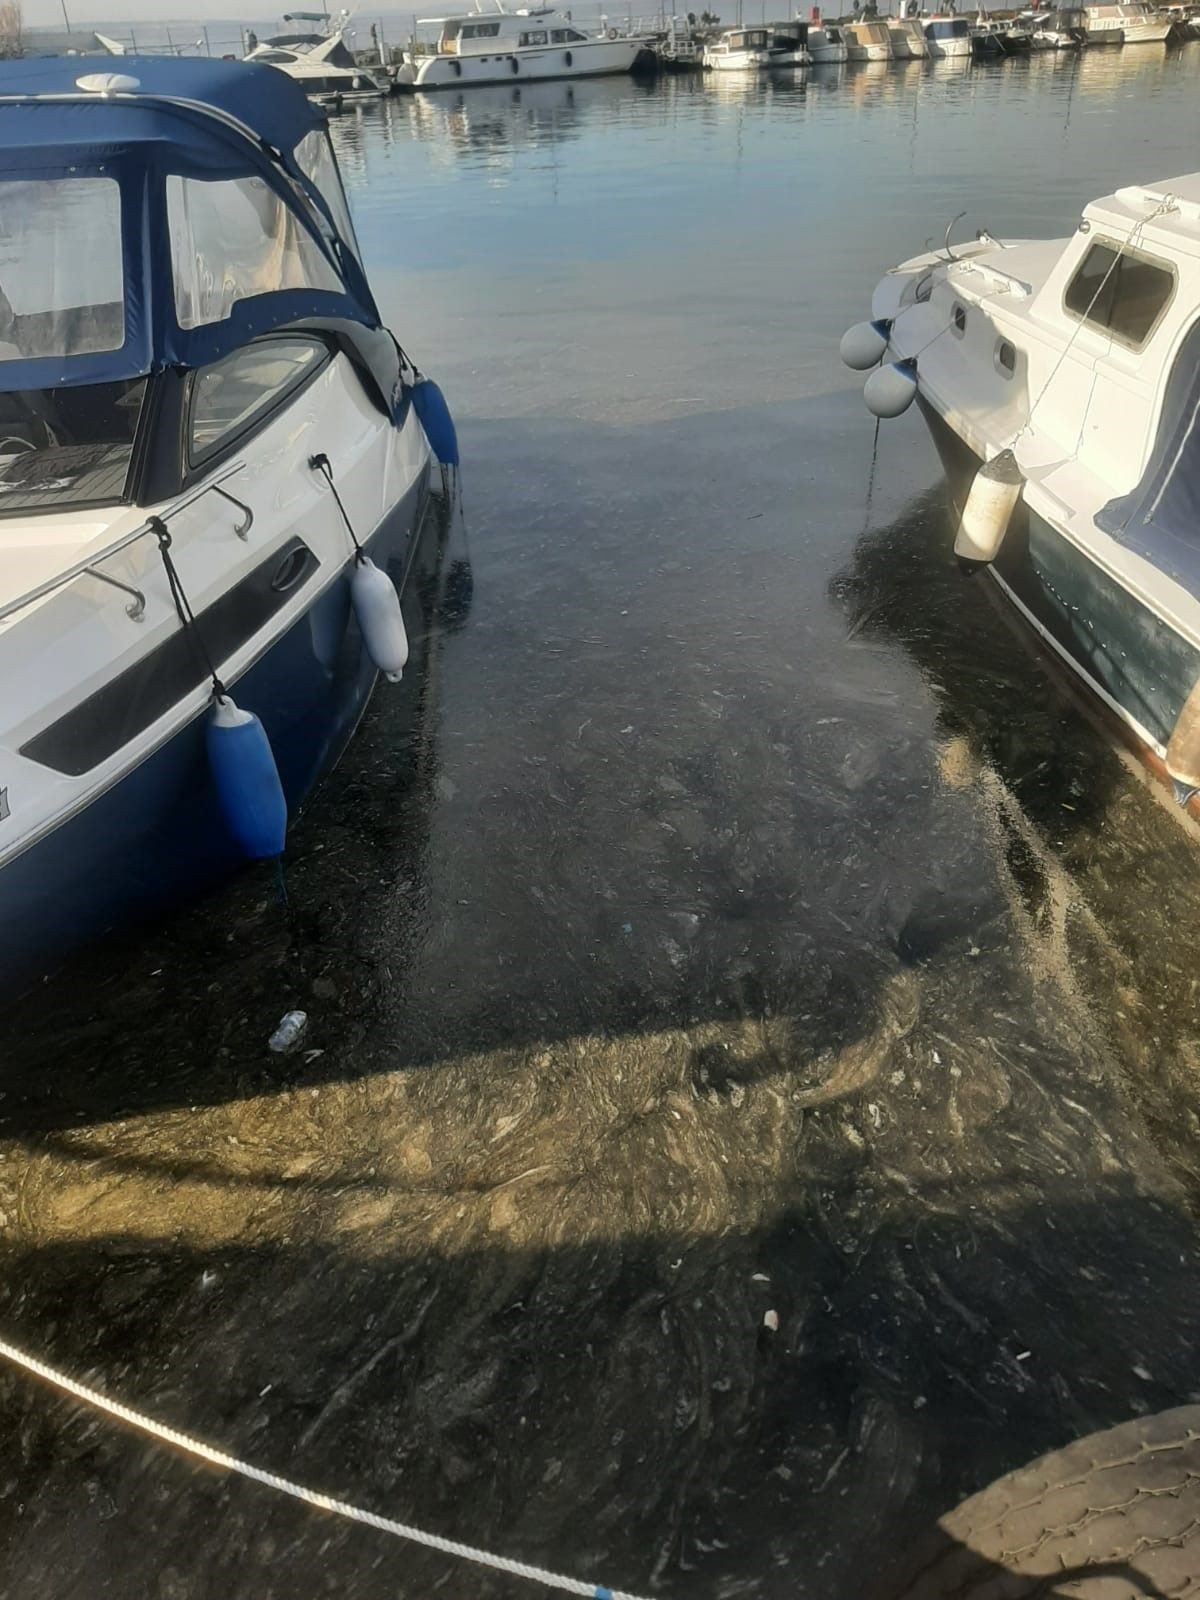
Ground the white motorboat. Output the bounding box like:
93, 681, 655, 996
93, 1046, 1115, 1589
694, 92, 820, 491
1084, 1, 1174, 39
703, 25, 777, 67
395, 4, 652, 89
767, 20, 813, 62
844, 174, 1200, 812
1018, 7, 1084, 44
806, 21, 850, 59
0, 56, 452, 989
844, 18, 894, 57
887, 16, 930, 54
245, 15, 389, 104
923, 14, 974, 54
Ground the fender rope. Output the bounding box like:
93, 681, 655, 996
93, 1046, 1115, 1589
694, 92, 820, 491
0, 1334, 651, 1600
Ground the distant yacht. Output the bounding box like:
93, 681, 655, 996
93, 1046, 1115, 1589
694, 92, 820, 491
767, 20, 813, 62
806, 21, 849, 60
703, 25, 778, 67
245, 13, 389, 104
394, 4, 652, 89
843, 18, 893, 57
887, 16, 929, 54
1083, 0, 1174, 40
923, 14, 973, 55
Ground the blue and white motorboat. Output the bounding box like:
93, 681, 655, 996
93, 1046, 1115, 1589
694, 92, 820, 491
842, 174, 1200, 816
0, 56, 451, 991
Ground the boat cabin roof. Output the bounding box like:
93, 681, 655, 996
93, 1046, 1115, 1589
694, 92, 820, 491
0, 52, 322, 152
1085, 174, 1200, 260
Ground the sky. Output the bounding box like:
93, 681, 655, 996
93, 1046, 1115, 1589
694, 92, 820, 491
21, 4, 406, 27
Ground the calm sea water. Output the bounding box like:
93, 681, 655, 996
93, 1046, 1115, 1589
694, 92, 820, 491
5, 48, 1200, 1600
336, 47, 1200, 419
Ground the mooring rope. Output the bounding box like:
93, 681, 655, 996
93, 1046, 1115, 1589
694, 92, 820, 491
0, 1335, 652, 1600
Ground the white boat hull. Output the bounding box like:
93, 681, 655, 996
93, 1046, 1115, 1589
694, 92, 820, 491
926, 34, 972, 55
706, 48, 771, 67
847, 39, 892, 58
403, 35, 648, 87
887, 24, 929, 55
809, 40, 849, 60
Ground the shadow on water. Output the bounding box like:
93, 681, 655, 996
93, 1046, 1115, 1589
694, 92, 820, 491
832, 486, 1200, 1201
0, 1179, 1198, 1599
0, 401, 985, 1137
3, 400, 1200, 1597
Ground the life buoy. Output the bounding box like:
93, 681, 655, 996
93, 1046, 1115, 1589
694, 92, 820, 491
564, 48, 573, 62
607, 27, 619, 37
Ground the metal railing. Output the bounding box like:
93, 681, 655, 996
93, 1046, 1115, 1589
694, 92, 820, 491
0, 462, 249, 629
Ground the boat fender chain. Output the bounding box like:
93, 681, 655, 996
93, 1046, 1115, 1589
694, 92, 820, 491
150, 516, 227, 700
0, 1333, 653, 1600
309, 453, 365, 561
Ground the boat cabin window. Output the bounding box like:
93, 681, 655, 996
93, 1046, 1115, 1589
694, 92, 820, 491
188, 336, 329, 467
1063, 238, 1175, 349
459, 21, 502, 36
0, 176, 124, 361
550, 27, 587, 39
257, 50, 300, 61
519, 29, 549, 43
295, 128, 361, 263
927, 18, 970, 35
0, 376, 146, 517
168, 174, 343, 331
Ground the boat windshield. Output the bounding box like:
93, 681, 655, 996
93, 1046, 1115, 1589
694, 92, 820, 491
0, 376, 146, 517
0, 176, 124, 363
167, 172, 343, 330
928, 18, 969, 34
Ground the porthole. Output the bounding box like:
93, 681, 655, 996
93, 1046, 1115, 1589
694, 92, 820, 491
995, 338, 1017, 377
951, 302, 967, 338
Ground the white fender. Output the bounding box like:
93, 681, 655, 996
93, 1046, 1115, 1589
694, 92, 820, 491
840, 318, 892, 371
954, 448, 1024, 565
864, 358, 918, 419
351, 557, 409, 682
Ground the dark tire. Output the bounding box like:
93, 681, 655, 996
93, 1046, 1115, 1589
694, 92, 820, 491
883, 1407, 1200, 1599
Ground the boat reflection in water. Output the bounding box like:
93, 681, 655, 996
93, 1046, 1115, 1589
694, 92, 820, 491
832, 486, 1200, 1193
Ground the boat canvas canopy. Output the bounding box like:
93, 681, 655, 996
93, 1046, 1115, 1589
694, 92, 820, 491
0, 55, 380, 393
1098, 319, 1200, 601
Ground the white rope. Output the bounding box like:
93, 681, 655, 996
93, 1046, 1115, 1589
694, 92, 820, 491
0, 1335, 653, 1600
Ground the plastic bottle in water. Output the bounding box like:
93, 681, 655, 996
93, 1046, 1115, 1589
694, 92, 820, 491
268, 1010, 308, 1053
